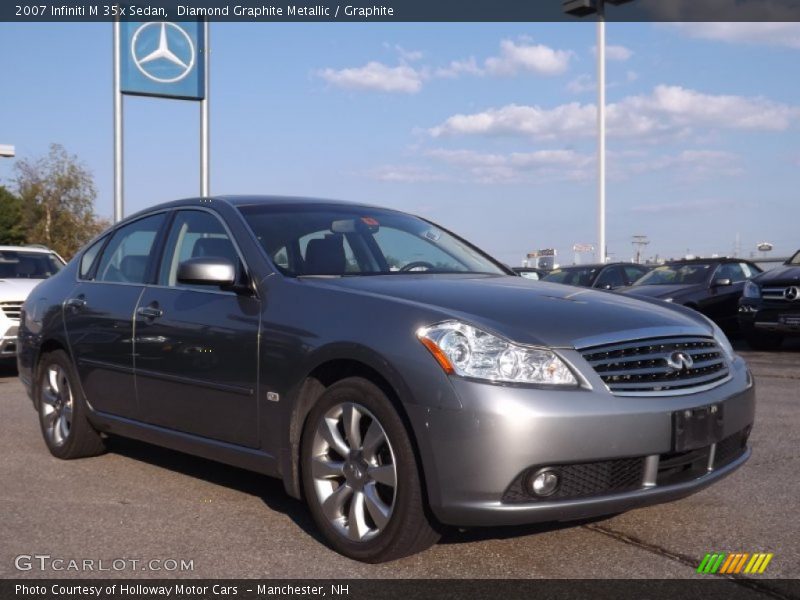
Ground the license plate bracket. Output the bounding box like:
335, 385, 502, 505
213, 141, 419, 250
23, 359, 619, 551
779, 314, 800, 328
673, 404, 724, 452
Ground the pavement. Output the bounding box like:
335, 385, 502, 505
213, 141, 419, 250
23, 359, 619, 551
1, 340, 798, 583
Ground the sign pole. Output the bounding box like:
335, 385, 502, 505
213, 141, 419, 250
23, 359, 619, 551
200, 19, 210, 197
597, 0, 606, 263
113, 17, 124, 222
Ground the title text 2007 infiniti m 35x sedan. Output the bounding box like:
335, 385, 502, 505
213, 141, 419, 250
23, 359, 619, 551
17, 196, 754, 562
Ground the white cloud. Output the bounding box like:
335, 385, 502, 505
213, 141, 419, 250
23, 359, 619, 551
370, 165, 446, 182
592, 44, 634, 61
621, 150, 743, 180
429, 85, 800, 139
567, 74, 596, 94
435, 57, 483, 79
424, 148, 593, 183
484, 39, 573, 76
631, 197, 737, 215
394, 44, 424, 62
318, 62, 423, 93
667, 23, 800, 49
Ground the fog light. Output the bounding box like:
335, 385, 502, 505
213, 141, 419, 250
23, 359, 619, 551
528, 468, 560, 497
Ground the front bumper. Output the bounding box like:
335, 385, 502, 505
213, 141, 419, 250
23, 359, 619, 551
0, 322, 19, 357
409, 353, 755, 527
739, 301, 800, 335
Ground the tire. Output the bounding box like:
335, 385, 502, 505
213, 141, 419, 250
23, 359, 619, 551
36, 350, 106, 459
745, 332, 784, 351
300, 377, 440, 562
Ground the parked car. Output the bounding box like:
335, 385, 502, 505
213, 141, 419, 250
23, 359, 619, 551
0, 245, 65, 361
618, 258, 763, 332
512, 266, 546, 280
543, 262, 650, 290
739, 249, 800, 350
18, 196, 754, 562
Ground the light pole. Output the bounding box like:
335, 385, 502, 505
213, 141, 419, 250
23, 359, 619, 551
563, 0, 634, 264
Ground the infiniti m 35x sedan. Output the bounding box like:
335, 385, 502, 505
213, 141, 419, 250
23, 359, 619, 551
17, 196, 754, 563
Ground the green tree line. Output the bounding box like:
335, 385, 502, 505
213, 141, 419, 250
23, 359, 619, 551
0, 144, 109, 260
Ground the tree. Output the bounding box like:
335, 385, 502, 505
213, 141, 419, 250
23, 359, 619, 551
14, 144, 109, 259
0, 186, 26, 245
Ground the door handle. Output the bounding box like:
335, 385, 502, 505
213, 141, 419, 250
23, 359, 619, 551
137, 306, 164, 319
65, 297, 86, 311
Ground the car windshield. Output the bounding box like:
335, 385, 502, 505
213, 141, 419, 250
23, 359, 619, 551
0, 250, 63, 279
543, 267, 598, 287
238, 204, 507, 276
787, 250, 800, 265
634, 263, 713, 286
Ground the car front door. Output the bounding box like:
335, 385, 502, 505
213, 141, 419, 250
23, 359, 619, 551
133, 209, 261, 448
703, 262, 748, 328
63, 213, 167, 418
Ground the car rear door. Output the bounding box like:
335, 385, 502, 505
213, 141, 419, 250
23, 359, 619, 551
133, 209, 261, 448
63, 213, 168, 418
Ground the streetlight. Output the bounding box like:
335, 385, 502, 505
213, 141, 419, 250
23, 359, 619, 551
0, 144, 15, 158
563, 0, 635, 263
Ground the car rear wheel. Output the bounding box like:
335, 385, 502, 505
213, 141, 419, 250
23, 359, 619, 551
37, 350, 105, 459
745, 332, 784, 351
301, 377, 439, 562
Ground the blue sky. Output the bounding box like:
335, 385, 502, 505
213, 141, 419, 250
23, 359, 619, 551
0, 22, 798, 265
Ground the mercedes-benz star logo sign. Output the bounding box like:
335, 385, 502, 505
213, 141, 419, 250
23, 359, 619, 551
784, 286, 800, 301
131, 22, 195, 84
666, 351, 694, 372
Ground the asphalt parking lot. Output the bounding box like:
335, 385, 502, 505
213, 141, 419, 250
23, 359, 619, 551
1, 341, 798, 582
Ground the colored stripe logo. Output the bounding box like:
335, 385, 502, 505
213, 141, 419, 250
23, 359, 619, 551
697, 552, 774, 574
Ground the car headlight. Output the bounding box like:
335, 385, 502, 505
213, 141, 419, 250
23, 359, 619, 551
743, 281, 761, 299
416, 320, 578, 386
710, 320, 735, 361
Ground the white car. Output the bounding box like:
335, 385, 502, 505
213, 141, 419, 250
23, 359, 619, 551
0, 245, 65, 360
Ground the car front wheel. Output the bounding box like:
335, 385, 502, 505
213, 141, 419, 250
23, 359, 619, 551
301, 377, 439, 562
37, 350, 106, 459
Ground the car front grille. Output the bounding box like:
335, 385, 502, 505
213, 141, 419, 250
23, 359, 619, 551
0, 301, 23, 321
580, 336, 730, 395
762, 286, 800, 301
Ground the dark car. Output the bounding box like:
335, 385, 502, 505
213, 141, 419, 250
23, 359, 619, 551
739, 249, 800, 350
543, 263, 650, 290
17, 196, 754, 562
512, 266, 546, 281
618, 258, 763, 331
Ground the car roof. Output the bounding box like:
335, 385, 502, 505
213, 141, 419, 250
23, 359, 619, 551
552, 262, 647, 269
0, 245, 55, 254
665, 257, 751, 264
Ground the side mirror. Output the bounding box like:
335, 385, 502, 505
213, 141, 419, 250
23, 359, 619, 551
177, 257, 236, 288
712, 278, 732, 287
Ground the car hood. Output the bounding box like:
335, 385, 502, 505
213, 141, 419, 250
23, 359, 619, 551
309, 274, 712, 348
617, 283, 702, 300
0, 278, 44, 303
755, 265, 800, 286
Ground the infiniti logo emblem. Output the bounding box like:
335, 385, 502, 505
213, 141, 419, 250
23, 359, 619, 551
666, 351, 694, 372
784, 286, 800, 301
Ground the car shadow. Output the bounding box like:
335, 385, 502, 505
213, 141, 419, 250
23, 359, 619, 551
105, 436, 599, 549
0, 362, 18, 380
437, 515, 614, 545
104, 436, 326, 545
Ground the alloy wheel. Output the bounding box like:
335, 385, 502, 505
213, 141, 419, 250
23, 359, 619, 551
40, 364, 74, 447
310, 402, 397, 542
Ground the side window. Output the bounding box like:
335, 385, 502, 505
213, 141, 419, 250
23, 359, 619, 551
95, 214, 165, 284
624, 266, 647, 285
740, 262, 756, 279
78, 236, 107, 280
716, 262, 746, 283
158, 210, 240, 287
595, 266, 624, 289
